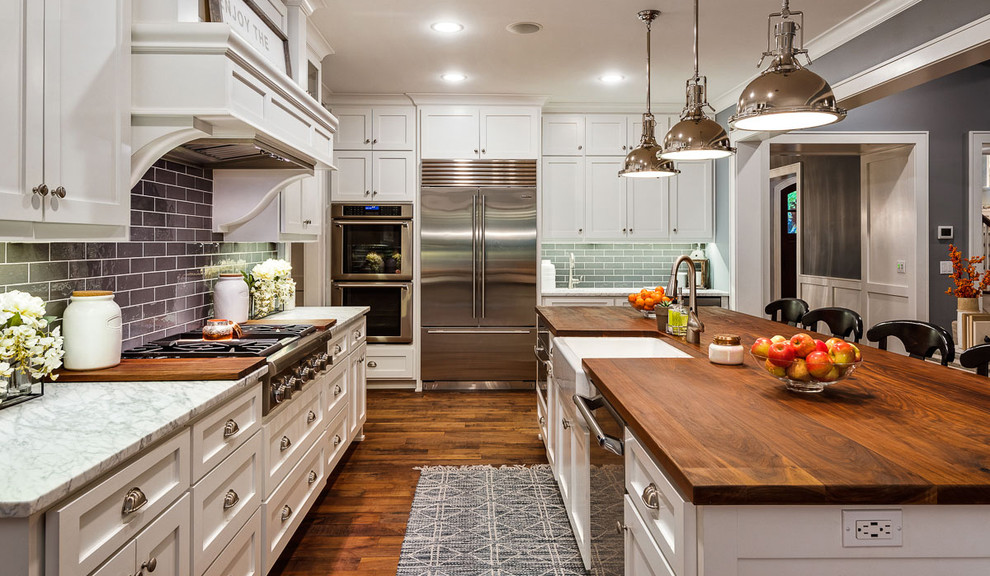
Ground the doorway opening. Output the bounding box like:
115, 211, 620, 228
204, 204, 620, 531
770, 163, 800, 301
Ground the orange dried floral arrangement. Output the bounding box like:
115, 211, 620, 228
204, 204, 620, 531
945, 244, 990, 298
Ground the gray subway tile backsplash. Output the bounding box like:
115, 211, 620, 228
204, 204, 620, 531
1, 159, 278, 350
542, 242, 699, 288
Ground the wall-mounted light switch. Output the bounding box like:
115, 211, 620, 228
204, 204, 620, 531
940, 261, 953, 274
896, 260, 906, 274
938, 226, 954, 240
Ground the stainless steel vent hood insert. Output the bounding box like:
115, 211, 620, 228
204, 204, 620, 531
165, 137, 315, 170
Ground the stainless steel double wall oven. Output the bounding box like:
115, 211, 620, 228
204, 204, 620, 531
330, 203, 413, 343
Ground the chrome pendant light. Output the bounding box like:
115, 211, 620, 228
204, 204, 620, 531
729, 0, 846, 131
660, 0, 735, 160
619, 10, 679, 179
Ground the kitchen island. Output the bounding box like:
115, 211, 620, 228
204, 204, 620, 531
537, 305, 990, 575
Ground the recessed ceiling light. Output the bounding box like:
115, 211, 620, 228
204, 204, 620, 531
506, 21, 543, 34
431, 21, 463, 33
441, 72, 467, 82
599, 74, 625, 84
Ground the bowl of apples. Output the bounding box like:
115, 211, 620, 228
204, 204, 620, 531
627, 286, 672, 318
750, 333, 862, 393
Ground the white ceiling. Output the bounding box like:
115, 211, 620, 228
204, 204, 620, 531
311, 0, 890, 110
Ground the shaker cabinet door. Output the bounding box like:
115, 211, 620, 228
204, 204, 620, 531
670, 160, 714, 241
331, 151, 373, 201
584, 157, 627, 239
542, 157, 585, 240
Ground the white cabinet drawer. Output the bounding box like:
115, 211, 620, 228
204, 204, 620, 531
90, 493, 191, 576
323, 361, 348, 421
349, 318, 367, 346
365, 346, 414, 379
624, 495, 676, 576
262, 433, 326, 572
327, 329, 349, 368
202, 508, 262, 576
46, 430, 191, 576
624, 430, 696, 576
324, 406, 349, 473
191, 432, 263, 576
262, 384, 324, 498
191, 387, 262, 482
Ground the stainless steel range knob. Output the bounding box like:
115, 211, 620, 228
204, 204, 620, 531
300, 365, 315, 382
271, 383, 285, 405
284, 377, 298, 395
317, 353, 330, 371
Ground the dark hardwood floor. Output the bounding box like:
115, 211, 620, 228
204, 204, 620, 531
269, 389, 548, 576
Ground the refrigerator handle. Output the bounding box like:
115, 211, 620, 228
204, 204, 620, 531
480, 193, 486, 319
472, 194, 478, 319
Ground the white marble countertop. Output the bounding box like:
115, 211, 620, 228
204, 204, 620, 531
542, 287, 729, 297
0, 368, 266, 518
268, 306, 369, 332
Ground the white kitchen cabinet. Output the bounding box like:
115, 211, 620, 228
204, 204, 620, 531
585, 157, 626, 239
627, 175, 670, 239
552, 388, 591, 568
348, 342, 368, 442
541, 297, 616, 306
669, 160, 714, 241
90, 494, 190, 576
281, 171, 324, 236
542, 115, 585, 156
332, 106, 415, 151
626, 114, 674, 152
1, 0, 130, 240
624, 496, 676, 576
420, 106, 539, 159
331, 150, 415, 201
542, 157, 585, 240
365, 344, 415, 380
586, 115, 628, 156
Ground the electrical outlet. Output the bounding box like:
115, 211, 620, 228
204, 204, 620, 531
940, 261, 953, 274
896, 260, 906, 274
842, 509, 903, 547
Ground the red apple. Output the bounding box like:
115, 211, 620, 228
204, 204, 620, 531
817, 365, 841, 382
824, 337, 845, 352
830, 341, 857, 365
805, 350, 834, 378
765, 358, 786, 377
770, 335, 788, 344
751, 337, 772, 358
786, 358, 812, 381
768, 341, 796, 367
814, 339, 829, 353
789, 333, 816, 358
849, 343, 862, 362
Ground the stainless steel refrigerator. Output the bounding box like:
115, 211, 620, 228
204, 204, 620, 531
420, 159, 537, 387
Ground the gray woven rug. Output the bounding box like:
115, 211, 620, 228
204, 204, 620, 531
396, 464, 587, 576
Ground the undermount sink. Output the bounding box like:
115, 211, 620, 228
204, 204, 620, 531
551, 337, 691, 397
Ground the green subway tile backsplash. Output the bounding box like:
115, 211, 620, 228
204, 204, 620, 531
542, 242, 702, 288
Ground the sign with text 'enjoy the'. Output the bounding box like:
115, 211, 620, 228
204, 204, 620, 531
209, 0, 290, 76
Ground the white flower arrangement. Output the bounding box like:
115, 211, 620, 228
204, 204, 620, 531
0, 290, 64, 382
243, 259, 295, 318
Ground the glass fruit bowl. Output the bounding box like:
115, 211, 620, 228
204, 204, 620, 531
750, 351, 862, 393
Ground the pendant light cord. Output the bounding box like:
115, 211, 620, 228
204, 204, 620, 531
692, 0, 699, 82
645, 16, 652, 115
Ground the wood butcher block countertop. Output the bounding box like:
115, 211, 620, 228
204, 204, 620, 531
536, 306, 990, 505
55, 357, 267, 382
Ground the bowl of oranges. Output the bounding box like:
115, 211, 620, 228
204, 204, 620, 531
627, 286, 673, 317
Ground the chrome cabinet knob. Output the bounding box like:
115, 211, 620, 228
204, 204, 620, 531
578, 228, 583, 234
622, 228, 627, 233
306, 410, 317, 424
121, 487, 148, 516
364, 190, 370, 196
539, 416, 545, 425
223, 489, 239, 510
280, 505, 292, 522
642, 483, 661, 510
474, 149, 479, 154
308, 470, 318, 485
622, 145, 627, 150
303, 219, 312, 225
280, 435, 292, 452
333, 434, 341, 446
222, 419, 239, 439
578, 145, 583, 150
373, 138, 378, 144
481, 148, 486, 154
333, 384, 342, 397
140, 557, 157, 573
33, 184, 49, 197
53, 186, 66, 198
561, 418, 570, 430
364, 139, 370, 144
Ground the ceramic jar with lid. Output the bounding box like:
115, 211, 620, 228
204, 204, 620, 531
213, 273, 250, 323
62, 291, 122, 370
709, 334, 744, 365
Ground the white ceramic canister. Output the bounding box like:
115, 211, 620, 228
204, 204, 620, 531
62, 290, 122, 370
213, 273, 250, 323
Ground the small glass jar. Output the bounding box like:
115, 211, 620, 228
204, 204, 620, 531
667, 304, 688, 336
203, 319, 237, 341
709, 334, 744, 365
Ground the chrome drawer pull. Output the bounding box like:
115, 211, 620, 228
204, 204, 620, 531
616, 521, 627, 535
367, 360, 377, 368
308, 470, 318, 485
280, 436, 292, 452
222, 419, 239, 439
280, 505, 292, 522
539, 416, 545, 425
333, 434, 342, 446
333, 384, 342, 397
121, 487, 148, 516
223, 489, 239, 510
140, 557, 157, 573
334, 344, 343, 354
307, 410, 317, 424
642, 483, 661, 510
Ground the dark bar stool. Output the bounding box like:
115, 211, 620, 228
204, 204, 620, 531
866, 320, 955, 366
801, 307, 864, 343
960, 343, 990, 376
764, 298, 809, 326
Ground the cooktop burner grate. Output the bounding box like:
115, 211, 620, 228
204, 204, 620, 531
122, 338, 284, 358
169, 324, 316, 340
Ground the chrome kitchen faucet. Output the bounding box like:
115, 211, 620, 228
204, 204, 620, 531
666, 256, 706, 344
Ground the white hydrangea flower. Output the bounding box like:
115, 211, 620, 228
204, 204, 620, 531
0, 290, 64, 384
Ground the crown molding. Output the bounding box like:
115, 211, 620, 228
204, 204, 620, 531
325, 93, 416, 107
407, 93, 550, 107
712, 0, 923, 113
542, 101, 682, 115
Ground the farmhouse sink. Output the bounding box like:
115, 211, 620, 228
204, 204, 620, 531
551, 337, 691, 397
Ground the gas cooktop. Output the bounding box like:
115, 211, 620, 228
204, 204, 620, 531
169, 323, 317, 341
121, 338, 285, 358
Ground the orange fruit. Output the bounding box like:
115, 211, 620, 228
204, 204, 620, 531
634, 298, 646, 309
628, 293, 637, 303
645, 302, 655, 311
644, 298, 655, 308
